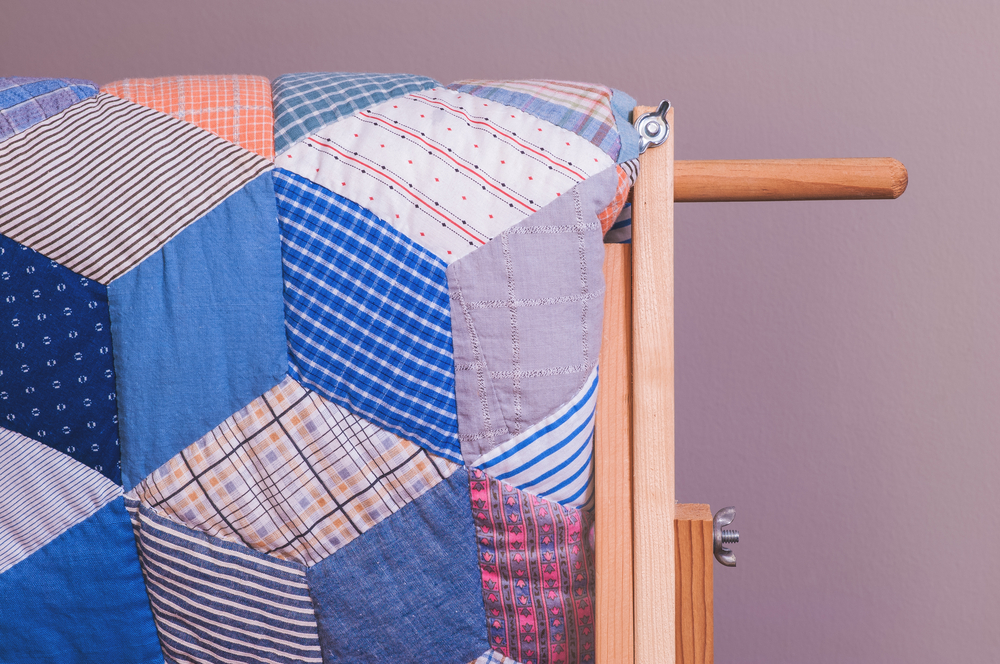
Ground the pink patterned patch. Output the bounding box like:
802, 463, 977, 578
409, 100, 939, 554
469, 468, 595, 664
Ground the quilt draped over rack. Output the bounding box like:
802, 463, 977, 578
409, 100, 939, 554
0, 72, 641, 664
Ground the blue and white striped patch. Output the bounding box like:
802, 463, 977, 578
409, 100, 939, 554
0, 426, 121, 574
471, 365, 598, 509
125, 498, 322, 664
274, 169, 461, 463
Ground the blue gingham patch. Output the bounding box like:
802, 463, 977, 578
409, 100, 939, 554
274, 168, 461, 463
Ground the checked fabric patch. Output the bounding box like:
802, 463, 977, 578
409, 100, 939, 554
272, 72, 439, 156
131, 376, 459, 567
448, 168, 616, 462
102, 75, 276, 160
275, 168, 462, 464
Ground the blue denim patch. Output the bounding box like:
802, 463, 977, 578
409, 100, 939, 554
306, 467, 487, 663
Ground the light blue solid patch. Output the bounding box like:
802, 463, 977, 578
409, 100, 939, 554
0, 497, 163, 664
610, 88, 641, 163
109, 171, 287, 490
306, 467, 487, 664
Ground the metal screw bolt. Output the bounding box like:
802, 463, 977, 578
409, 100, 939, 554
719, 529, 740, 544
713, 506, 740, 567
644, 120, 661, 137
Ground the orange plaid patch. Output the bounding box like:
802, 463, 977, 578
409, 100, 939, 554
101, 75, 274, 160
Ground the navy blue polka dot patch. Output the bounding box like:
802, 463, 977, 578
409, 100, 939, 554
0, 235, 120, 484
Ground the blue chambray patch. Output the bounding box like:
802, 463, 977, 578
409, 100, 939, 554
109, 171, 288, 490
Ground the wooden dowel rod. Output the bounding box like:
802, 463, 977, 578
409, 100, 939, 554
673, 158, 907, 202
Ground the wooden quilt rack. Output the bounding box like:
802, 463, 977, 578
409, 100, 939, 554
593, 105, 907, 664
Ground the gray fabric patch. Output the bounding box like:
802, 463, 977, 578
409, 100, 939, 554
448, 167, 618, 464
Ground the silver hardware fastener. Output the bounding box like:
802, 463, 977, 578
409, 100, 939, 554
713, 506, 740, 567
633, 100, 671, 153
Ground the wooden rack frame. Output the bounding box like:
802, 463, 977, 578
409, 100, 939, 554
593, 107, 906, 664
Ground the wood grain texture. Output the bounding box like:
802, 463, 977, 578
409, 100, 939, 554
675, 504, 713, 664
674, 158, 907, 202
631, 105, 675, 664
595, 244, 634, 664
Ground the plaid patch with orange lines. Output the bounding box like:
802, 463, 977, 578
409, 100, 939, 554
598, 159, 639, 234
131, 376, 459, 566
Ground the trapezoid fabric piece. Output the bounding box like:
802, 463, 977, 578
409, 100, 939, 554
279, 87, 613, 263
132, 375, 460, 567
469, 469, 596, 664
306, 467, 487, 664
0, 427, 120, 574
603, 202, 632, 244
601, 158, 639, 244
0, 77, 97, 142
274, 168, 461, 463
448, 167, 617, 463
446, 79, 622, 162
0, 497, 162, 664
108, 172, 287, 490
102, 75, 276, 160
597, 159, 639, 235
471, 365, 597, 510
272, 72, 439, 156
125, 497, 323, 664
0, 234, 121, 481
0, 92, 272, 284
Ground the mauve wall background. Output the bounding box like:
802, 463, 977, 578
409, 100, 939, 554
3, 1, 998, 661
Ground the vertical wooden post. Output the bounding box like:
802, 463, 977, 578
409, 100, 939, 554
675, 504, 714, 664
631, 105, 676, 664
596, 244, 634, 664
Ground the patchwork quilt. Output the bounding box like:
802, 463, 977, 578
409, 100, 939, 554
0, 73, 640, 664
